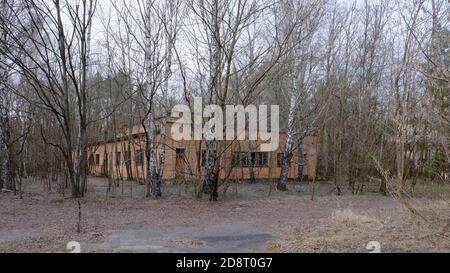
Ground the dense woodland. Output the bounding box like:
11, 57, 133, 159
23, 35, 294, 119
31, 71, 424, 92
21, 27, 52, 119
0, 0, 448, 201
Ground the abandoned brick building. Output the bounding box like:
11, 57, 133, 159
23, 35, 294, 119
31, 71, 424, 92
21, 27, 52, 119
87, 120, 318, 182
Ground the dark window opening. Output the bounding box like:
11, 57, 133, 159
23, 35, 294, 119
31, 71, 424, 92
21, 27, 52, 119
250, 153, 256, 167
89, 155, 95, 166
277, 153, 284, 168
136, 150, 144, 166
116, 152, 121, 166
233, 152, 269, 168
299, 152, 307, 166
176, 148, 186, 156
255, 152, 268, 167
95, 154, 100, 166
232, 153, 249, 167
124, 151, 131, 164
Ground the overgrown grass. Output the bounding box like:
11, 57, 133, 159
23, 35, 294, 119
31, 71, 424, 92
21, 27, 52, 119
410, 180, 450, 198
331, 209, 380, 226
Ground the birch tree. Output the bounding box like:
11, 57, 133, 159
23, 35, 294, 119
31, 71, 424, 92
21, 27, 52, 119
182, 0, 303, 200
0, 0, 98, 198
109, 0, 183, 197
389, 0, 425, 195
277, 0, 326, 191
0, 0, 14, 191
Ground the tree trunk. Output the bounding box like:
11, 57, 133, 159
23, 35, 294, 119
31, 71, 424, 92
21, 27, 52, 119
0, 97, 14, 191
278, 89, 297, 191
144, 0, 160, 198
146, 112, 159, 197
202, 141, 216, 194
0, 4, 13, 191
395, 115, 406, 196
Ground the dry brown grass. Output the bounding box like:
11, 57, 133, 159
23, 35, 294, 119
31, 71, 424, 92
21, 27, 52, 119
0, 177, 449, 253
331, 209, 381, 227
412, 181, 450, 198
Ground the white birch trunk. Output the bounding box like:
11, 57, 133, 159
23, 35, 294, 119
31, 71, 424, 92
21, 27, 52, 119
0, 0, 14, 191
0, 71, 14, 191
202, 0, 220, 195
157, 2, 177, 182
145, 0, 159, 197
278, 84, 298, 191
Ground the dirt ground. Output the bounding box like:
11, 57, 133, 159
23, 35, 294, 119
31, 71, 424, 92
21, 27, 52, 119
0, 177, 449, 253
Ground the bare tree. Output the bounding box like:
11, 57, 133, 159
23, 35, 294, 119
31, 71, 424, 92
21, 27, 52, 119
0, 0, 98, 198
277, 0, 326, 191
0, 0, 14, 191
180, 0, 305, 200
389, 0, 425, 195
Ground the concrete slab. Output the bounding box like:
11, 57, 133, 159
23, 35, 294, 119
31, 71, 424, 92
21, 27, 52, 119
96, 224, 275, 253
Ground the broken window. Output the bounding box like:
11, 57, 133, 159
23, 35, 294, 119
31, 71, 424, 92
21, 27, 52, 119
277, 153, 284, 168
232, 153, 249, 167
116, 152, 121, 166
233, 152, 268, 168
89, 155, 95, 166
256, 152, 268, 167
135, 150, 144, 166
124, 151, 131, 164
